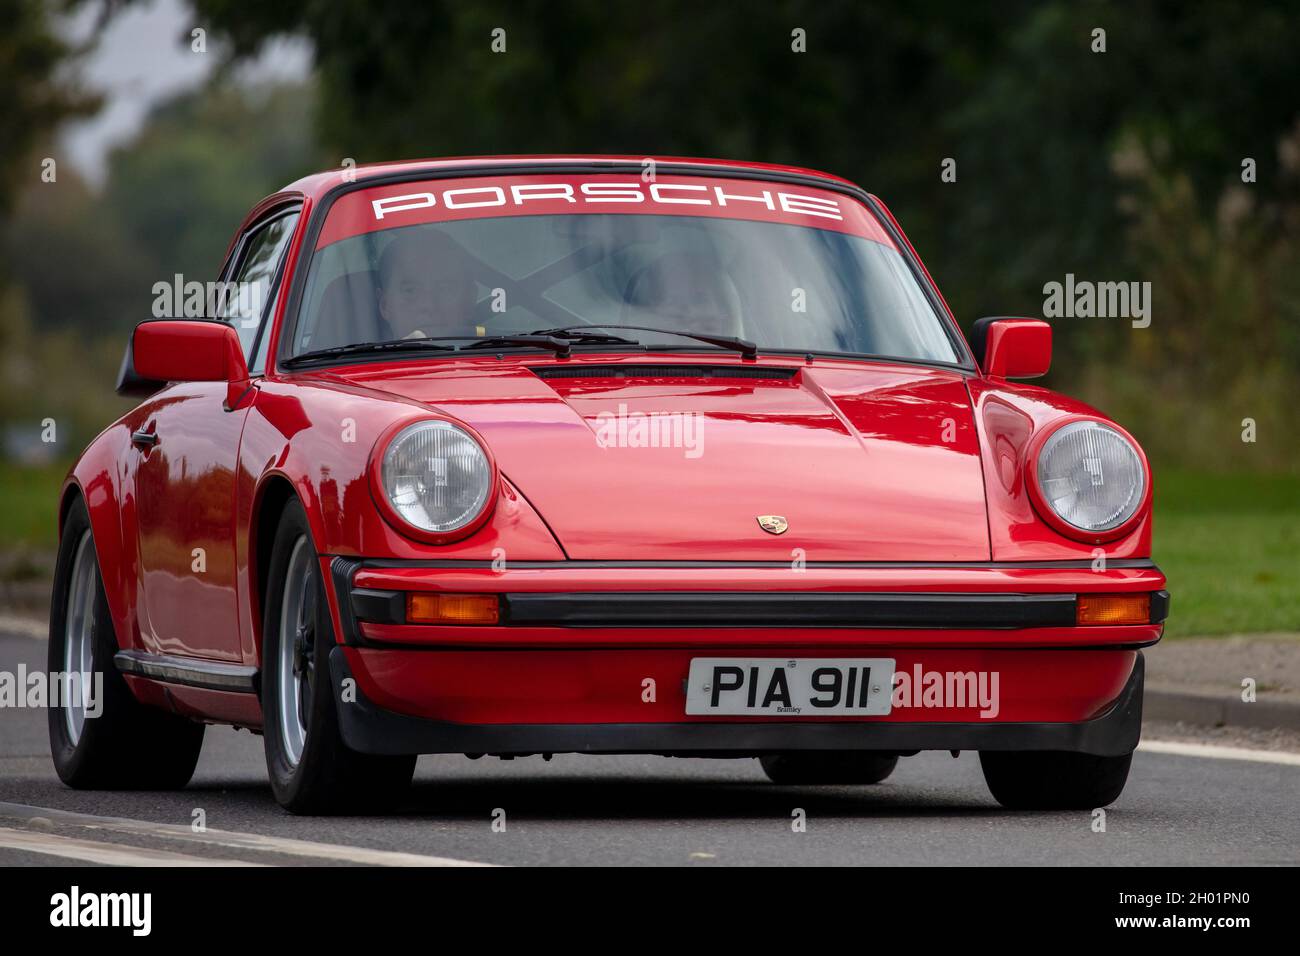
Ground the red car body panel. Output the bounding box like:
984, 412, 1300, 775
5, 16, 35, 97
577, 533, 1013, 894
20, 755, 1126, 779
329, 356, 991, 561
345, 648, 1138, 725
59, 155, 1166, 753
968, 378, 1154, 560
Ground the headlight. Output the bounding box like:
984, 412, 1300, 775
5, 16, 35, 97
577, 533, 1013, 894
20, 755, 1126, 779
379, 421, 493, 534
1034, 421, 1145, 534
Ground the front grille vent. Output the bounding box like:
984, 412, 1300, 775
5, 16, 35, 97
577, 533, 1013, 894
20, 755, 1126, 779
532, 364, 796, 381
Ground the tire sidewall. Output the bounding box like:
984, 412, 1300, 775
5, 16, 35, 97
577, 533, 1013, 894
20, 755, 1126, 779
261, 500, 343, 806
47, 500, 125, 782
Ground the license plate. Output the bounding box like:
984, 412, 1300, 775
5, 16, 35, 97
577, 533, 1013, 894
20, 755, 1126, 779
685, 658, 895, 716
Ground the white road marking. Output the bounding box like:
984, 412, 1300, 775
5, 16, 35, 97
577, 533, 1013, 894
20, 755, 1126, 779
0, 802, 494, 867
1139, 739, 1300, 766
0, 826, 263, 866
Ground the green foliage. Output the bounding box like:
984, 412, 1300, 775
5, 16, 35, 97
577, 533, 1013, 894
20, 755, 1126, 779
0, 458, 67, 551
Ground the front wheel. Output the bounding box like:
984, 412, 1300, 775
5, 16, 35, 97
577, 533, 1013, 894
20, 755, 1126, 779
979, 750, 1133, 810
48, 498, 204, 789
261, 500, 415, 814
759, 752, 899, 785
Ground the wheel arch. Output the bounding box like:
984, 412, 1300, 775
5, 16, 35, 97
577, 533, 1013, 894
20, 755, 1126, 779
60, 438, 137, 653
249, 472, 301, 671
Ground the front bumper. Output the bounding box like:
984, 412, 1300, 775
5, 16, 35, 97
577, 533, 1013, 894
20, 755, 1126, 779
322, 558, 1165, 758
329, 647, 1146, 757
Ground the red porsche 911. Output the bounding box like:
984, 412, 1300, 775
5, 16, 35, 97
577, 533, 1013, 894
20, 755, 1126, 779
49, 156, 1167, 813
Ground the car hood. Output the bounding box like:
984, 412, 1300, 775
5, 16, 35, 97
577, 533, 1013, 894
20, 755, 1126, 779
329, 359, 991, 561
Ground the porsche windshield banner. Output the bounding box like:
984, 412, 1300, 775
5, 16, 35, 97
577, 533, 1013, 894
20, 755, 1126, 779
314, 174, 895, 248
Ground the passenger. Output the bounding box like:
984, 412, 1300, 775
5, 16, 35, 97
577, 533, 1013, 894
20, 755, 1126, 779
376, 230, 481, 339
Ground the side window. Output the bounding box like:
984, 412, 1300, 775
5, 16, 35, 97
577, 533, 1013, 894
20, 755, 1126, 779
219, 211, 300, 368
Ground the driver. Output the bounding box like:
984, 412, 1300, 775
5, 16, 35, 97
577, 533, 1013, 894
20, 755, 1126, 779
376, 229, 481, 339
621, 251, 744, 338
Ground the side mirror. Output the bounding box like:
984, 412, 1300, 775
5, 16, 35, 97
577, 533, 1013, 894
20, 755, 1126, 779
970, 317, 1051, 379
115, 337, 166, 399
131, 320, 250, 405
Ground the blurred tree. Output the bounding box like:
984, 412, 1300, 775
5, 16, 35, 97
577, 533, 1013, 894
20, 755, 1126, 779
6, 166, 154, 337
0, 80, 320, 448
103, 83, 324, 283
0, 0, 99, 215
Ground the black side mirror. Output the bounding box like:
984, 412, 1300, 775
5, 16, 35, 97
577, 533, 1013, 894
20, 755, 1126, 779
969, 316, 1004, 368
115, 328, 166, 399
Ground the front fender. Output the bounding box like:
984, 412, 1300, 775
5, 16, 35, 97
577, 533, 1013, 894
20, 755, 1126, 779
236, 378, 566, 665
968, 378, 1154, 561
240, 378, 565, 560
61, 412, 151, 654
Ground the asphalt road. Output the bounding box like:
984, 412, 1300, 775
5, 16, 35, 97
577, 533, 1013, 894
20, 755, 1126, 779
2, 630, 1297, 866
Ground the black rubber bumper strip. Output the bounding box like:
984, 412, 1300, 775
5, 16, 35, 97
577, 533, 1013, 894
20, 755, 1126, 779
499, 591, 1079, 628
347, 589, 1172, 631
347, 589, 1079, 630
328, 647, 1145, 758
114, 649, 258, 693
1150, 589, 1171, 625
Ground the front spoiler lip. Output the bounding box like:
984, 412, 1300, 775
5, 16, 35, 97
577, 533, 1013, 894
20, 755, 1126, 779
327, 647, 1145, 758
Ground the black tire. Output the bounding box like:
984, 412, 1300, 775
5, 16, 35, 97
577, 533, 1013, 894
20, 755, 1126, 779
261, 499, 415, 814
759, 752, 899, 785
979, 750, 1133, 810
48, 498, 205, 789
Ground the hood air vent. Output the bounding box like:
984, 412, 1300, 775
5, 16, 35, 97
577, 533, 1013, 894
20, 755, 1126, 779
531, 364, 796, 381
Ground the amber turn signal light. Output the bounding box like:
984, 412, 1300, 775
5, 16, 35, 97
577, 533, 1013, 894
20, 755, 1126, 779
406, 592, 500, 625
1076, 593, 1150, 626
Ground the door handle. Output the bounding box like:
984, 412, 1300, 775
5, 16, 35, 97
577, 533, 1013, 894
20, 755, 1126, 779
130, 429, 159, 449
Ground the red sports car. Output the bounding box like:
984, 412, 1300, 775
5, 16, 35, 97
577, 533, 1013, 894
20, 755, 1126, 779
49, 156, 1167, 813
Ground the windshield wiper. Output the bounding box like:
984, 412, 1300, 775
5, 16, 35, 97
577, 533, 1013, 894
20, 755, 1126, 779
285, 324, 751, 367
457, 334, 578, 356
530, 324, 757, 359
283, 337, 456, 367
525, 328, 643, 347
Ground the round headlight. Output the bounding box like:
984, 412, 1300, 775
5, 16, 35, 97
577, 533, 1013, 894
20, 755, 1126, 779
380, 421, 493, 534
1035, 421, 1145, 533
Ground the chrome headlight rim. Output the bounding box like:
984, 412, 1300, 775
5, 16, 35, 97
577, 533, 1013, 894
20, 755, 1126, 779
369, 417, 498, 544
1027, 417, 1150, 542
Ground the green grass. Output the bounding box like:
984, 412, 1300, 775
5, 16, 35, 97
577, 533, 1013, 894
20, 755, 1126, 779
1153, 472, 1300, 638
0, 459, 68, 554
0, 462, 1294, 637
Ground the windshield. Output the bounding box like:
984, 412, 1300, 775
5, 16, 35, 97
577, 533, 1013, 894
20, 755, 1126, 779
287, 174, 963, 365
